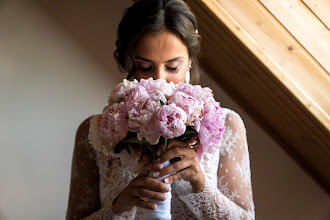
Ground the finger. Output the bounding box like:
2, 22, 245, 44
156, 159, 192, 178
131, 177, 171, 193
158, 139, 189, 154
133, 197, 158, 210
138, 154, 152, 164
163, 167, 197, 184
159, 146, 195, 163
131, 188, 166, 201
138, 162, 164, 177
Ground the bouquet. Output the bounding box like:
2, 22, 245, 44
88, 78, 226, 219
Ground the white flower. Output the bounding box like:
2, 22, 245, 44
109, 79, 138, 104
88, 115, 113, 155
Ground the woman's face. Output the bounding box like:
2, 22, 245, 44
133, 31, 191, 84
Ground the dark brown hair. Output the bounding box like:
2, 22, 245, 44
114, 0, 201, 84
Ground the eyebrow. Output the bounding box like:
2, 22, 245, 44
134, 56, 184, 63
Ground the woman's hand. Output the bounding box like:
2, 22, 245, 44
112, 157, 171, 216
155, 139, 205, 193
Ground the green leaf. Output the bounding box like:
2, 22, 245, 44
122, 137, 142, 144
114, 142, 127, 154
144, 143, 157, 161
184, 130, 198, 134
125, 146, 131, 155
165, 138, 171, 151
185, 126, 198, 134
160, 100, 165, 106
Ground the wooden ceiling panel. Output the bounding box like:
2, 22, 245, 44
185, 0, 330, 194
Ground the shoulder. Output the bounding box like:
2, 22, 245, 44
74, 116, 93, 149
222, 108, 245, 127
219, 108, 249, 157
74, 115, 102, 149
220, 108, 247, 141
76, 115, 101, 137
74, 115, 101, 160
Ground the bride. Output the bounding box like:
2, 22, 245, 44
66, 0, 255, 219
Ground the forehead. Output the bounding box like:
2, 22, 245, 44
134, 31, 189, 62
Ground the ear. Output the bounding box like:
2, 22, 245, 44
188, 59, 192, 69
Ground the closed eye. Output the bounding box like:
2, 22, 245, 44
166, 66, 178, 73
139, 66, 153, 73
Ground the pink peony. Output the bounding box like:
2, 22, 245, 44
124, 84, 148, 111
168, 91, 202, 126
156, 103, 187, 139
126, 89, 167, 144
198, 102, 225, 154
137, 116, 161, 145
175, 83, 215, 105
109, 79, 138, 104
139, 78, 175, 97
100, 102, 128, 147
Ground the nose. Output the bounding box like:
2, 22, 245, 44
153, 66, 167, 81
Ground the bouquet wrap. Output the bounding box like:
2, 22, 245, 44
141, 160, 172, 220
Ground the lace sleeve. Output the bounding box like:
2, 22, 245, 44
66, 117, 126, 220
177, 111, 255, 219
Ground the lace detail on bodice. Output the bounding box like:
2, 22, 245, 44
96, 150, 141, 219
66, 108, 255, 219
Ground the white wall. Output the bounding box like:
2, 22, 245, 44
0, 1, 329, 219
0, 1, 123, 219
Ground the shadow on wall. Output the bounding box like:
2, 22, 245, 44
1, 0, 9, 8
0, 0, 5, 9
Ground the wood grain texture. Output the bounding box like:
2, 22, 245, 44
184, 0, 330, 193
216, 0, 330, 119
302, 0, 330, 29
259, 0, 330, 74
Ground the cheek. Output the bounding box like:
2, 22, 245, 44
169, 70, 186, 84
134, 71, 140, 79
133, 71, 145, 81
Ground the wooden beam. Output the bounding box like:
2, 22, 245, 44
184, 0, 330, 193
259, 0, 330, 74
302, 0, 330, 30
215, 0, 330, 118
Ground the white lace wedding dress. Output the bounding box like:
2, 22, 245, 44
66, 108, 255, 219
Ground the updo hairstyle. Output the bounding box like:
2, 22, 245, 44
114, 0, 202, 84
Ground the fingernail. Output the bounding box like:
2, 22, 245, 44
164, 184, 170, 192
164, 178, 169, 184
153, 172, 160, 177
151, 204, 157, 210
160, 194, 166, 200
157, 164, 163, 169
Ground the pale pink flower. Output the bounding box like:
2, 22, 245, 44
139, 78, 175, 97
168, 91, 202, 126
137, 116, 161, 145
88, 115, 113, 155
198, 102, 225, 154
127, 89, 167, 144
175, 83, 215, 105
156, 103, 187, 139
100, 102, 128, 147
124, 84, 148, 111
109, 79, 138, 104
